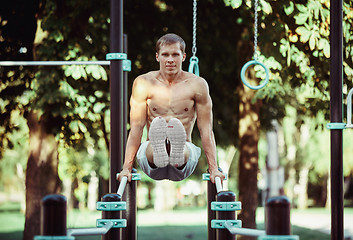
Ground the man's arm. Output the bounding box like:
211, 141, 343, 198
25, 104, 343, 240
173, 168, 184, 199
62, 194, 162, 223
195, 78, 225, 183
118, 76, 148, 182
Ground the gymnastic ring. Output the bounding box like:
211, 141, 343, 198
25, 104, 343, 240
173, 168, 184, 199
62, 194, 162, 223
240, 60, 269, 90
188, 56, 200, 76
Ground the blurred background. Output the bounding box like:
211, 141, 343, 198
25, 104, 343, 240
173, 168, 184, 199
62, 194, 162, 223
1, 0, 353, 240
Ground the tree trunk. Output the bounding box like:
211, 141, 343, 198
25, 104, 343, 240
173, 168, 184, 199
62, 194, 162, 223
23, 111, 61, 240
297, 166, 309, 209
238, 82, 262, 240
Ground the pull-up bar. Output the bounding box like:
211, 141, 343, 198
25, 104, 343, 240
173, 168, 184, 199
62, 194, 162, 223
0, 61, 110, 66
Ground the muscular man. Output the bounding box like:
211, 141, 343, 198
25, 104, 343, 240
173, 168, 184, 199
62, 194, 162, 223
118, 33, 224, 183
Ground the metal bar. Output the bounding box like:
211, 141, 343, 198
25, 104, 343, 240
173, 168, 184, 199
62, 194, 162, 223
215, 177, 222, 193
122, 168, 138, 240
224, 222, 266, 237
330, 0, 344, 240
109, 0, 124, 194
117, 176, 128, 197
207, 177, 217, 240
68, 222, 113, 236
0, 61, 110, 66
123, 34, 128, 151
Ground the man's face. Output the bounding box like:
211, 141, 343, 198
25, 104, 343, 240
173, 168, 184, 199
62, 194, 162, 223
156, 43, 186, 75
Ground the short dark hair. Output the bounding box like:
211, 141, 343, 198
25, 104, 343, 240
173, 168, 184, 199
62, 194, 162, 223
156, 33, 186, 53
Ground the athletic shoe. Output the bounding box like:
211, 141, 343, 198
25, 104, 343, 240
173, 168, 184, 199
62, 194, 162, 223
167, 118, 187, 168
149, 117, 169, 167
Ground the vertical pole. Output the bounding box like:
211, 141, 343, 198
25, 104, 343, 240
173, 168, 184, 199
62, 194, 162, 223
123, 34, 128, 152
122, 168, 137, 240
208, 180, 217, 240
265, 196, 291, 235
41, 195, 67, 236
109, 0, 124, 193
216, 191, 236, 240
102, 193, 122, 240
330, 0, 344, 240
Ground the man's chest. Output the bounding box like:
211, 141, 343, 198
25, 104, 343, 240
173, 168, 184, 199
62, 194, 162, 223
147, 85, 195, 115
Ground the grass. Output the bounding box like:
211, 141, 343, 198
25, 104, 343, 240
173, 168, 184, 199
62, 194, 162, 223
0, 203, 333, 240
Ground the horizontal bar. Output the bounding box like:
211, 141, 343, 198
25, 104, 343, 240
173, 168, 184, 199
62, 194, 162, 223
0, 61, 110, 66
34, 236, 74, 240
258, 235, 299, 240
67, 221, 113, 236
224, 221, 266, 237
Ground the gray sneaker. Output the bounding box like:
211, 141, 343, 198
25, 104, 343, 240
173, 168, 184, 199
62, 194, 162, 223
167, 118, 186, 168
149, 117, 169, 167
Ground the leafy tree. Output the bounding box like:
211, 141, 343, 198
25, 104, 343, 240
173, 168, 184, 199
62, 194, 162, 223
1, 0, 111, 238
2, 1, 353, 239
222, 0, 353, 234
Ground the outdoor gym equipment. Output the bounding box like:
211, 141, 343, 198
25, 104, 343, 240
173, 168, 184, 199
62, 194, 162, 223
35, 172, 299, 240
240, 0, 269, 90
188, 0, 200, 76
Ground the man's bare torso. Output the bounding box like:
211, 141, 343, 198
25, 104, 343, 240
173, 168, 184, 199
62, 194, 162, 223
142, 71, 200, 141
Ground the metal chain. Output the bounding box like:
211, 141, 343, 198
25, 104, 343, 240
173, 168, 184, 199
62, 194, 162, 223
253, 0, 259, 60
192, 0, 197, 57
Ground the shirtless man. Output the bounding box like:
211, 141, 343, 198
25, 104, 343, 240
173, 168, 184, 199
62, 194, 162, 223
118, 33, 224, 183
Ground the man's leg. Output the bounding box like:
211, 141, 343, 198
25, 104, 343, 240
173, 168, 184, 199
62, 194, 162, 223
167, 118, 189, 168
147, 140, 190, 168
148, 117, 169, 167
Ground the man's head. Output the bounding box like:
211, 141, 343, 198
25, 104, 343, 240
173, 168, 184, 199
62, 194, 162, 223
156, 33, 186, 75
156, 33, 186, 54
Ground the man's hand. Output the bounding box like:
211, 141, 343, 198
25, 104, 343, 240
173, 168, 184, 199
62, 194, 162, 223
117, 168, 132, 182
209, 168, 225, 184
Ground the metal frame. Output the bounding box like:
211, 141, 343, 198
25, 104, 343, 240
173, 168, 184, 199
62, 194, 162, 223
330, 0, 344, 240
0, 61, 110, 66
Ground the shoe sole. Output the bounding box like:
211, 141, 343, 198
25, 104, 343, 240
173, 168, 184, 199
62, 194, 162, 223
167, 118, 186, 168
149, 117, 169, 168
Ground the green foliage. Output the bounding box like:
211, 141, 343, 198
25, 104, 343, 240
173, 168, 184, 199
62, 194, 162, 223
1, 0, 353, 209
0, 111, 28, 192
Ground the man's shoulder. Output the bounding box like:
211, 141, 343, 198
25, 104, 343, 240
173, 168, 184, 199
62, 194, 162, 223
183, 72, 208, 88
139, 71, 159, 79
134, 71, 158, 83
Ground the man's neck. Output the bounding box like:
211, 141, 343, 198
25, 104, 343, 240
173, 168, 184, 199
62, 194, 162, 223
159, 70, 183, 85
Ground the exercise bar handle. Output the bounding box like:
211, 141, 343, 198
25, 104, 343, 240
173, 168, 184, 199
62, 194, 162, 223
224, 221, 266, 237
117, 176, 128, 197
215, 177, 222, 193
67, 221, 113, 236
